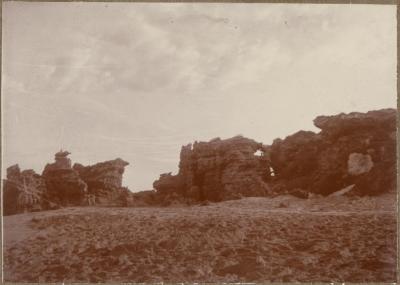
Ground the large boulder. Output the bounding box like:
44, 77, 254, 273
153, 136, 271, 202
73, 158, 130, 206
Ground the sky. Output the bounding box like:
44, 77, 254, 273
2, 2, 397, 191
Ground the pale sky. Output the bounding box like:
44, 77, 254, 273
2, 2, 397, 191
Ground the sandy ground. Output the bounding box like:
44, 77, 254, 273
3, 194, 397, 283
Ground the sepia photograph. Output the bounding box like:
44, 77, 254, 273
1, 1, 397, 283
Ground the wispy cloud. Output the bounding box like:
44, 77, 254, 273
2, 2, 396, 190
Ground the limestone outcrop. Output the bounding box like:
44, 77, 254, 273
73, 158, 129, 206
3, 152, 131, 215
3, 165, 47, 215
42, 151, 88, 206
153, 136, 271, 202
153, 108, 396, 201
269, 108, 396, 196
3, 108, 396, 213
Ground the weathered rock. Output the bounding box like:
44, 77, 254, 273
313, 109, 396, 140
269, 131, 322, 193
3, 152, 133, 214
128, 190, 160, 206
117, 187, 134, 207
3, 165, 47, 215
153, 136, 271, 202
270, 108, 396, 196
270, 131, 322, 180
152, 173, 184, 195
6, 164, 21, 181
155, 109, 396, 200
347, 153, 373, 176
3, 108, 395, 213
73, 158, 130, 206
42, 151, 87, 206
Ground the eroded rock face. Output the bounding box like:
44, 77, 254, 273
3, 152, 132, 215
6, 164, 21, 181
154, 109, 396, 201
269, 131, 322, 193
42, 152, 87, 206
73, 158, 129, 206
313, 109, 396, 139
3, 108, 396, 213
152, 173, 184, 195
3, 165, 47, 215
270, 108, 396, 196
153, 136, 271, 202
129, 190, 160, 207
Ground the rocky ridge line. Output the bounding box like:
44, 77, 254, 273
3, 108, 397, 214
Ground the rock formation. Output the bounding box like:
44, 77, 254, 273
269, 108, 396, 196
3, 165, 47, 215
153, 136, 271, 202
3, 108, 396, 213
73, 158, 130, 206
153, 108, 396, 201
42, 151, 88, 206
129, 190, 160, 206
3, 151, 131, 215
